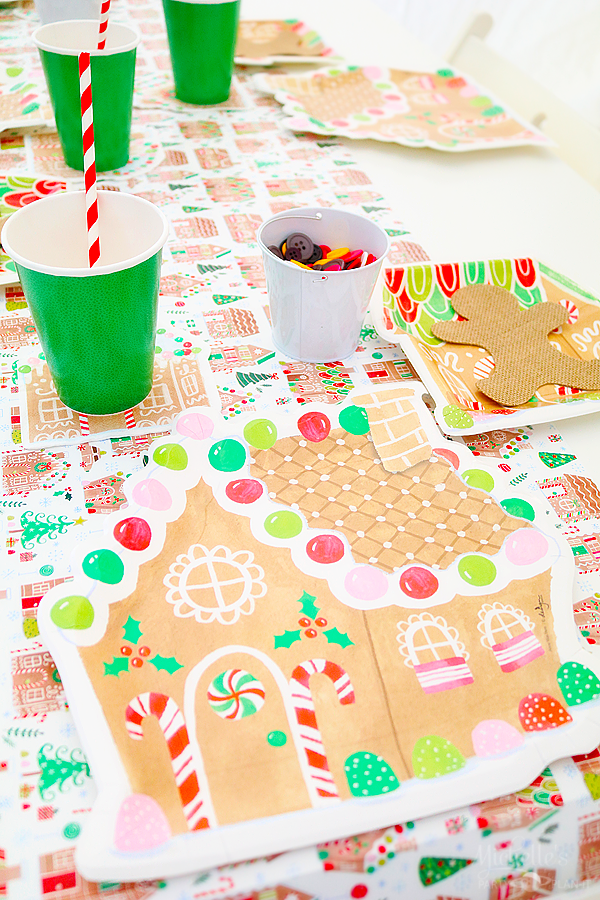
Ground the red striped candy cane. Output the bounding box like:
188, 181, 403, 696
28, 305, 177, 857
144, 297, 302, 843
97, 0, 111, 50
78, 52, 100, 268
125, 691, 210, 830
289, 659, 355, 802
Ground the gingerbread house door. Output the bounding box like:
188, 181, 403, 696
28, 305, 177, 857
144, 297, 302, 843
186, 651, 311, 825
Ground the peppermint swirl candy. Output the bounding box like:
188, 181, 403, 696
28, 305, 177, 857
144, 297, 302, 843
207, 669, 265, 720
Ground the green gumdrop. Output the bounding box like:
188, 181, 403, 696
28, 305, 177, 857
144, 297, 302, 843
501, 497, 535, 521
243, 418, 277, 450
458, 554, 496, 586
557, 661, 600, 706
153, 443, 188, 471
82, 549, 124, 585
344, 751, 400, 796
338, 405, 369, 435
263, 510, 303, 539
51, 595, 95, 630
208, 438, 246, 472
462, 468, 494, 492
442, 405, 473, 429
412, 735, 466, 779
267, 730, 287, 747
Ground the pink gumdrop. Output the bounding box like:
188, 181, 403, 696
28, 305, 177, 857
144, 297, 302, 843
114, 793, 171, 852
460, 83, 479, 98
344, 565, 388, 602
306, 534, 344, 564
399, 566, 438, 600
298, 411, 331, 442
362, 66, 383, 81
331, 119, 350, 128
225, 478, 263, 504
472, 719, 524, 757
176, 411, 214, 440
132, 478, 172, 511
432, 447, 460, 469
505, 528, 548, 566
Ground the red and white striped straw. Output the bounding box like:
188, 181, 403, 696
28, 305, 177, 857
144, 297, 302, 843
97, 0, 111, 50
78, 51, 100, 268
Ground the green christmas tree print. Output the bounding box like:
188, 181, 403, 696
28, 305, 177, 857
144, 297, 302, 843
538, 452, 576, 468
37, 744, 91, 800
20, 511, 74, 550
419, 856, 475, 886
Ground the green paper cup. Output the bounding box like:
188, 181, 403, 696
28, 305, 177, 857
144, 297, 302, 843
162, 0, 240, 105
2, 191, 169, 416
33, 20, 139, 172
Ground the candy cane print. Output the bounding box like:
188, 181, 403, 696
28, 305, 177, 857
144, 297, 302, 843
289, 659, 355, 804
125, 692, 210, 830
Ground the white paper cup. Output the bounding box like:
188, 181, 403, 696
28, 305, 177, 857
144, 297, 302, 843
257, 207, 389, 362
34, 0, 101, 24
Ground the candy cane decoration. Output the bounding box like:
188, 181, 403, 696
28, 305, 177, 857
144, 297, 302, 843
125, 692, 210, 830
289, 659, 355, 803
97, 0, 111, 50
78, 52, 100, 268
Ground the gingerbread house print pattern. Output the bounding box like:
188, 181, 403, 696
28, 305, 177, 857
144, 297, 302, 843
537, 474, 600, 522
39, 387, 600, 878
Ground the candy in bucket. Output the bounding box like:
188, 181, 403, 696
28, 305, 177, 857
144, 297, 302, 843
257, 208, 389, 362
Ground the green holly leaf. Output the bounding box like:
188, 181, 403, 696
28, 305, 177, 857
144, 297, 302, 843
122, 616, 142, 644
103, 657, 129, 677
298, 591, 320, 618
274, 629, 302, 649
323, 627, 354, 648
148, 654, 184, 674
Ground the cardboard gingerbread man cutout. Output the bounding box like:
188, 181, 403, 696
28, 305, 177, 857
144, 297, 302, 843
431, 284, 600, 406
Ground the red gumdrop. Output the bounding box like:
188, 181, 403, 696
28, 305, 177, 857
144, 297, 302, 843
306, 534, 344, 564
399, 566, 439, 599
432, 447, 460, 469
298, 411, 331, 442
225, 478, 264, 504
113, 517, 152, 551
351, 886, 368, 899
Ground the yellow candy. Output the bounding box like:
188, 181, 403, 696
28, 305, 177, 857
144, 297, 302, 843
326, 247, 349, 259
290, 259, 312, 269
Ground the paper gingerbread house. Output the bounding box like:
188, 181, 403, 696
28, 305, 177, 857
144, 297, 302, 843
38, 387, 600, 880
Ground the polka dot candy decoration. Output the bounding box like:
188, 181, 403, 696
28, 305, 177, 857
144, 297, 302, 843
518, 693, 572, 731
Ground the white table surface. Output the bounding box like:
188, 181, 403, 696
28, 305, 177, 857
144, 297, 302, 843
244, 0, 600, 480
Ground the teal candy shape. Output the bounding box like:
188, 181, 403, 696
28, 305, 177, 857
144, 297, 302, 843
514, 283, 543, 308
391, 308, 409, 332
463, 260, 486, 285
557, 661, 600, 706
424, 285, 455, 319
345, 751, 400, 796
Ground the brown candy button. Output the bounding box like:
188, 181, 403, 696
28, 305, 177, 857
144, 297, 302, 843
284, 231, 314, 262
268, 244, 284, 260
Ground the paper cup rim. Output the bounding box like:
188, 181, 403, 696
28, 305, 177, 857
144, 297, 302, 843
2, 192, 169, 278
256, 206, 390, 273
33, 20, 140, 55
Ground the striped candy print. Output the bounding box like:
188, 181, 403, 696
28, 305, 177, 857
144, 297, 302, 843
125, 692, 210, 830
289, 659, 355, 803
97, 0, 111, 50
78, 52, 100, 268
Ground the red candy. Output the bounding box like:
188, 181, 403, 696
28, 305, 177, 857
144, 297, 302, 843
298, 411, 331, 442
306, 534, 345, 564
114, 517, 152, 552
225, 478, 264, 504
